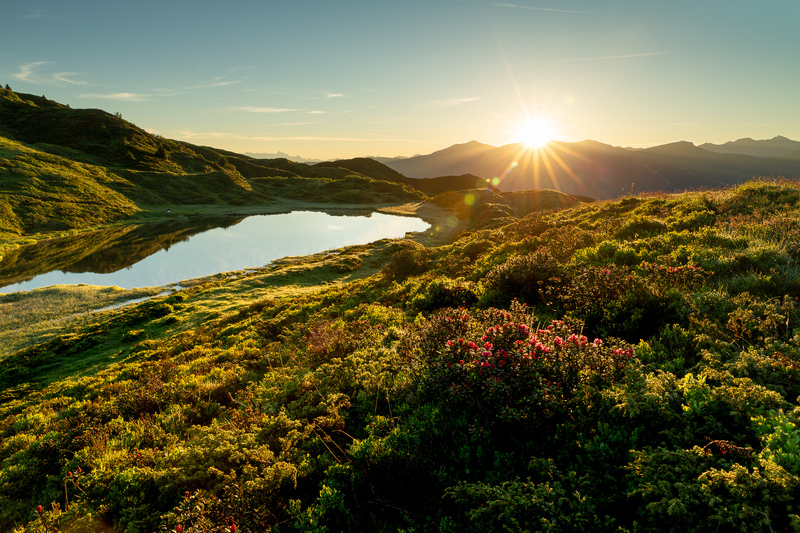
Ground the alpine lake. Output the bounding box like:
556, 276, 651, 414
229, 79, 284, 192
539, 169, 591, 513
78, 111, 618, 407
0, 210, 430, 294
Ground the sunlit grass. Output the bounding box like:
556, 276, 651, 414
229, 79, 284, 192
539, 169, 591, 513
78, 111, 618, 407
0, 285, 165, 359
0, 237, 397, 362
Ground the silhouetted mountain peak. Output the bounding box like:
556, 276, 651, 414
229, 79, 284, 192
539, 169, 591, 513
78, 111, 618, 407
638, 141, 711, 159
433, 140, 494, 155
699, 135, 800, 158
570, 139, 631, 155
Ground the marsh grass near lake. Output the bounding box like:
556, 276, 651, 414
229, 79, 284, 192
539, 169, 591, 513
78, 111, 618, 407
0, 210, 430, 293
0, 284, 166, 361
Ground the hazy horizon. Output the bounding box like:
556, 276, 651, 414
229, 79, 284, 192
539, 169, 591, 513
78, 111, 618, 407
2, 0, 799, 160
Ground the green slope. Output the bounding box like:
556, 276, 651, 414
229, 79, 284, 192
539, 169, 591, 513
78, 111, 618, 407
0, 136, 141, 238
0, 88, 428, 246
317, 157, 497, 196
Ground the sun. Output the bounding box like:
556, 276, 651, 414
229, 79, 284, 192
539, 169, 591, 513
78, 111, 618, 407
513, 116, 556, 149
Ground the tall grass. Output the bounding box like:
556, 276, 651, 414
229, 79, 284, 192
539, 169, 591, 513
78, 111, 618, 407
0, 285, 164, 359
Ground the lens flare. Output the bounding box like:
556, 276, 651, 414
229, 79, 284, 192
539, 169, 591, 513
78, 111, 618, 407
513, 116, 556, 148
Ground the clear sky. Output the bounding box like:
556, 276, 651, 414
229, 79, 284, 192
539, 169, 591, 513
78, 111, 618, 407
2, 1, 799, 160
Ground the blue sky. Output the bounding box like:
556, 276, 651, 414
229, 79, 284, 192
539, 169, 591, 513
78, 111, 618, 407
2, 0, 799, 159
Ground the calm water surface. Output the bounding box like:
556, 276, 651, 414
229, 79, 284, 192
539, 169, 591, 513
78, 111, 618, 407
0, 211, 429, 293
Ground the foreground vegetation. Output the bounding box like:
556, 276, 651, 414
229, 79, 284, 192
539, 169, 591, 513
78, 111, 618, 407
1, 178, 800, 532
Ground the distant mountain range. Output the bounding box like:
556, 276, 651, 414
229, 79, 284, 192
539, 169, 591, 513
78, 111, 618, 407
381, 138, 800, 199
699, 136, 800, 158
244, 151, 322, 164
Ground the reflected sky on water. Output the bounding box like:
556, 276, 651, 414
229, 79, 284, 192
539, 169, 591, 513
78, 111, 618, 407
0, 211, 429, 293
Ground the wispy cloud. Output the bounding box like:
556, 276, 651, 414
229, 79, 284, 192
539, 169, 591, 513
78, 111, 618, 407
186, 77, 244, 89
188, 80, 242, 89
423, 97, 480, 109
490, 3, 594, 14
80, 92, 154, 102
14, 61, 49, 82
52, 72, 87, 85
13, 61, 87, 86
80, 90, 180, 102
236, 106, 299, 113
20, 9, 60, 20
309, 92, 346, 100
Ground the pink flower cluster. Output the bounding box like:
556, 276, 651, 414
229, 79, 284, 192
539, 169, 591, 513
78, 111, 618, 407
438, 317, 635, 402
639, 261, 705, 289
612, 347, 634, 359
443, 320, 627, 376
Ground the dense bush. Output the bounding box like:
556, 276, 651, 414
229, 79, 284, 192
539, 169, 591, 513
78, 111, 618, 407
381, 241, 436, 279
481, 249, 563, 307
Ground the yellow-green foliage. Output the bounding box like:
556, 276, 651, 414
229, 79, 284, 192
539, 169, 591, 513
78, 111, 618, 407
2, 179, 800, 532
0, 137, 140, 236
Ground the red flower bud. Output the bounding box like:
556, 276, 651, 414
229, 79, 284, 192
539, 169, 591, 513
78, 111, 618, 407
230, 525, 237, 532
76, 467, 81, 474
68, 471, 73, 478
176, 526, 183, 533
36, 505, 43, 513
184, 491, 191, 498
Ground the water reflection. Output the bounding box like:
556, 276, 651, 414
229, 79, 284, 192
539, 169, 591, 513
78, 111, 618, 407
0, 211, 429, 293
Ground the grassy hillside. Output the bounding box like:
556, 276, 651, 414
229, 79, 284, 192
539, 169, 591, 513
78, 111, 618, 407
1, 178, 799, 532
0, 89, 427, 246
317, 158, 497, 197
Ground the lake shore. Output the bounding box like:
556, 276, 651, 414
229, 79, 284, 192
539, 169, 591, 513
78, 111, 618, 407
0, 198, 465, 356
0, 199, 463, 258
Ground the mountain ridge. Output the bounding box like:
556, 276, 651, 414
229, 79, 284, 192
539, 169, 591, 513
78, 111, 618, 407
699, 135, 800, 158
383, 137, 800, 199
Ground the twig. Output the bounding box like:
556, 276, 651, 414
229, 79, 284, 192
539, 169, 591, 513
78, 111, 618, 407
310, 426, 342, 464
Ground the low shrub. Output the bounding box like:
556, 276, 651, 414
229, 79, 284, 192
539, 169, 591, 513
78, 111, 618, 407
382, 241, 436, 279
481, 249, 564, 307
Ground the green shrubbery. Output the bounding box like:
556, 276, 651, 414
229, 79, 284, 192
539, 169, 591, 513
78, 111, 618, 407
2, 179, 800, 532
